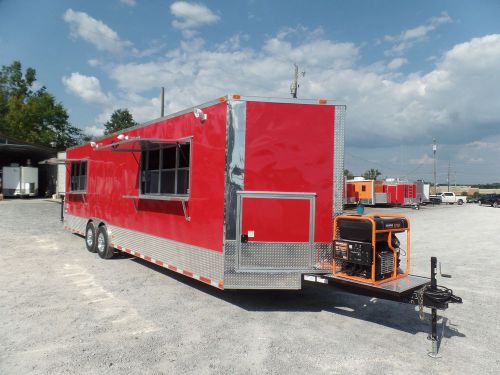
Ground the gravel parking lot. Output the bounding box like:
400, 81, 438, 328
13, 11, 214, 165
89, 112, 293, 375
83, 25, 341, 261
1, 199, 499, 375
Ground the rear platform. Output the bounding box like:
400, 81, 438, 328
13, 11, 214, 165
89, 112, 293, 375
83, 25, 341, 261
305, 273, 429, 299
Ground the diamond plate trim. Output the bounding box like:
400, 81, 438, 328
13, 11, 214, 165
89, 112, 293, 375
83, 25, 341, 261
314, 242, 333, 271
64, 214, 224, 283
108, 225, 224, 282
333, 105, 346, 217
64, 214, 87, 235
239, 242, 311, 269
223, 241, 302, 289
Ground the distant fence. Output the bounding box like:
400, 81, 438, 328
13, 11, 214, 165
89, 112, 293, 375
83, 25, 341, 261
435, 187, 500, 195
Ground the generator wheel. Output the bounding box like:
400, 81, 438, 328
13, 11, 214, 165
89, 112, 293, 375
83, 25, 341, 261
85, 221, 97, 253
96, 225, 114, 259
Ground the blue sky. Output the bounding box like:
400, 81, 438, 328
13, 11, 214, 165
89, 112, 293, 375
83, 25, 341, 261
1, 0, 499, 184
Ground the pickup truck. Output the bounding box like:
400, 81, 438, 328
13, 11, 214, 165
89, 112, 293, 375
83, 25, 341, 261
430, 192, 467, 205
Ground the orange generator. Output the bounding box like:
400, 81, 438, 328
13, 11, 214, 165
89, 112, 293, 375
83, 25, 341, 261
333, 214, 409, 285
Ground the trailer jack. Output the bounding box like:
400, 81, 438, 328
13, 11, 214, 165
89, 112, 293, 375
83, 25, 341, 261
413, 257, 462, 358
307, 256, 462, 357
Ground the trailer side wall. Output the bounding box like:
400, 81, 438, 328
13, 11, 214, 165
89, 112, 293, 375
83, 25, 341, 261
66, 102, 227, 252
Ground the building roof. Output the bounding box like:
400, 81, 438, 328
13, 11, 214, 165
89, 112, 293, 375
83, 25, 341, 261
0, 133, 57, 162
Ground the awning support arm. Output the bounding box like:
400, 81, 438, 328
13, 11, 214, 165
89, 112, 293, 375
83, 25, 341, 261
181, 201, 191, 222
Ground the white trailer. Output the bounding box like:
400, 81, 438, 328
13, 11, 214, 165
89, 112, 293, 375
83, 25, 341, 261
2, 166, 38, 197
416, 180, 431, 204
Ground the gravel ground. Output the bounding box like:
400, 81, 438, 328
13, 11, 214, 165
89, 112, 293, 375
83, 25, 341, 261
0, 199, 499, 375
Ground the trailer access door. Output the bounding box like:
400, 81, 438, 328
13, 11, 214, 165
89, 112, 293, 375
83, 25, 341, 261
235, 191, 316, 272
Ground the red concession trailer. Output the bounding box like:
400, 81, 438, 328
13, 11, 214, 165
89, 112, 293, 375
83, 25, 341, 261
64, 95, 346, 290
383, 180, 417, 206
63, 95, 462, 354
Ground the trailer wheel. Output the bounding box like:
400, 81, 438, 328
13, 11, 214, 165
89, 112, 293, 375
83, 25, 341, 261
85, 221, 97, 253
96, 225, 114, 259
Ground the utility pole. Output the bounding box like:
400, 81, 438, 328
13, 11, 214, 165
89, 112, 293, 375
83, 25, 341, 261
290, 63, 305, 99
433, 139, 437, 194
448, 160, 451, 191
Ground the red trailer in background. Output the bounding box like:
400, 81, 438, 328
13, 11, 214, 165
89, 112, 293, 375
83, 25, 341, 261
64, 95, 346, 290
383, 180, 417, 206
344, 178, 417, 207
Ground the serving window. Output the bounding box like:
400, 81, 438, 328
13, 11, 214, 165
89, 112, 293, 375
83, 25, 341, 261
70, 161, 87, 192
140, 142, 191, 197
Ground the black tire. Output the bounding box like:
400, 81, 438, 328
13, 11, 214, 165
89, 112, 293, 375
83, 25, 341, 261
494, 201, 499, 208
478, 200, 482, 205
96, 225, 114, 259
85, 221, 97, 253
458, 199, 463, 205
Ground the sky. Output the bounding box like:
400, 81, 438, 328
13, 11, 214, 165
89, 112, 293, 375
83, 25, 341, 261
0, 0, 499, 184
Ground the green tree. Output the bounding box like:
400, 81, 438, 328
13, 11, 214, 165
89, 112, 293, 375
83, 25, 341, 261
363, 168, 382, 180
104, 109, 137, 135
0, 61, 82, 148
343, 169, 354, 180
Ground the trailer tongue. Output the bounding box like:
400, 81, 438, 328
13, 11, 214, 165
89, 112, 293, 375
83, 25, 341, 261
305, 214, 462, 357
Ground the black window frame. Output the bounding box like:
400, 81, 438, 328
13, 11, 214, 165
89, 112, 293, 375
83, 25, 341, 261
70, 161, 88, 193
140, 142, 191, 198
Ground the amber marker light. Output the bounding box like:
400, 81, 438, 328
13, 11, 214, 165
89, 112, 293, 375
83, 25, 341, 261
319, 99, 328, 104
232, 94, 241, 99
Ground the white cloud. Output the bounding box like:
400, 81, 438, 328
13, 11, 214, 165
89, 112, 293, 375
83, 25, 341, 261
410, 154, 434, 165
84, 125, 106, 137
73, 29, 500, 161
457, 154, 484, 164
107, 30, 358, 97
62, 73, 111, 105
88, 59, 101, 67
216, 33, 249, 52
63, 9, 132, 54
466, 140, 500, 152
120, 0, 136, 6
387, 57, 408, 70
384, 12, 452, 56
170, 2, 220, 31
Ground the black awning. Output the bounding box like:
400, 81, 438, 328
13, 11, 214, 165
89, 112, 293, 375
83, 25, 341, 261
94, 136, 192, 152
38, 158, 67, 165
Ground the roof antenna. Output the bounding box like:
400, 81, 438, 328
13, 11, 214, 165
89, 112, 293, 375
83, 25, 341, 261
290, 63, 306, 99
160, 87, 165, 117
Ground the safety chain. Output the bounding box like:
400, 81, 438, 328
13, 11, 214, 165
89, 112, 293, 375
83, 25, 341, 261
417, 286, 427, 321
